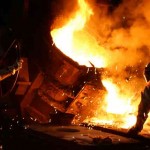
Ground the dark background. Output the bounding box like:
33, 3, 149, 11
0, 0, 122, 73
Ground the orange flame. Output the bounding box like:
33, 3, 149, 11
102, 79, 133, 114
101, 79, 137, 128
50, 0, 146, 131
83, 78, 139, 129
51, 0, 107, 67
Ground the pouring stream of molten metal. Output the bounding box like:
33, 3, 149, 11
50, 0, 142, 129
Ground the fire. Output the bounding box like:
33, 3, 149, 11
83, 78, 139, 129
101, 79, 137, 128
51, 0, 106, 67
50, 0, 145, 130
102, 79, 133, 114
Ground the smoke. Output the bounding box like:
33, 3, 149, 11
50, 0, 147, 123
51, 0, 150, 79
89, 0, 150, 70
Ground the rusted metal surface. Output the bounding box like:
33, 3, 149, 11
54, 60, 81, 86
20, 72, 45, 122
38, 81, 71, 102
47, 46, 83, 87
67, 83, 106, 124
20, 46, 106, 124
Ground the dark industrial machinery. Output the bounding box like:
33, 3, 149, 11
20, 44, 106, 124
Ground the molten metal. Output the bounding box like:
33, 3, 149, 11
50, 0, 147, 131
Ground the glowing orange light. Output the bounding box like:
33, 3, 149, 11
51, 0, 107, 67
50, 0, 145, 131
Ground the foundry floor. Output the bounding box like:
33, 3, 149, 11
1, 124, 150, 150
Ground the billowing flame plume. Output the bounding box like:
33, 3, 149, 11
50, 0, 150, 132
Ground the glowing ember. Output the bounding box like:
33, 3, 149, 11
50, 0, 146, 131
85, 115, 136, 129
